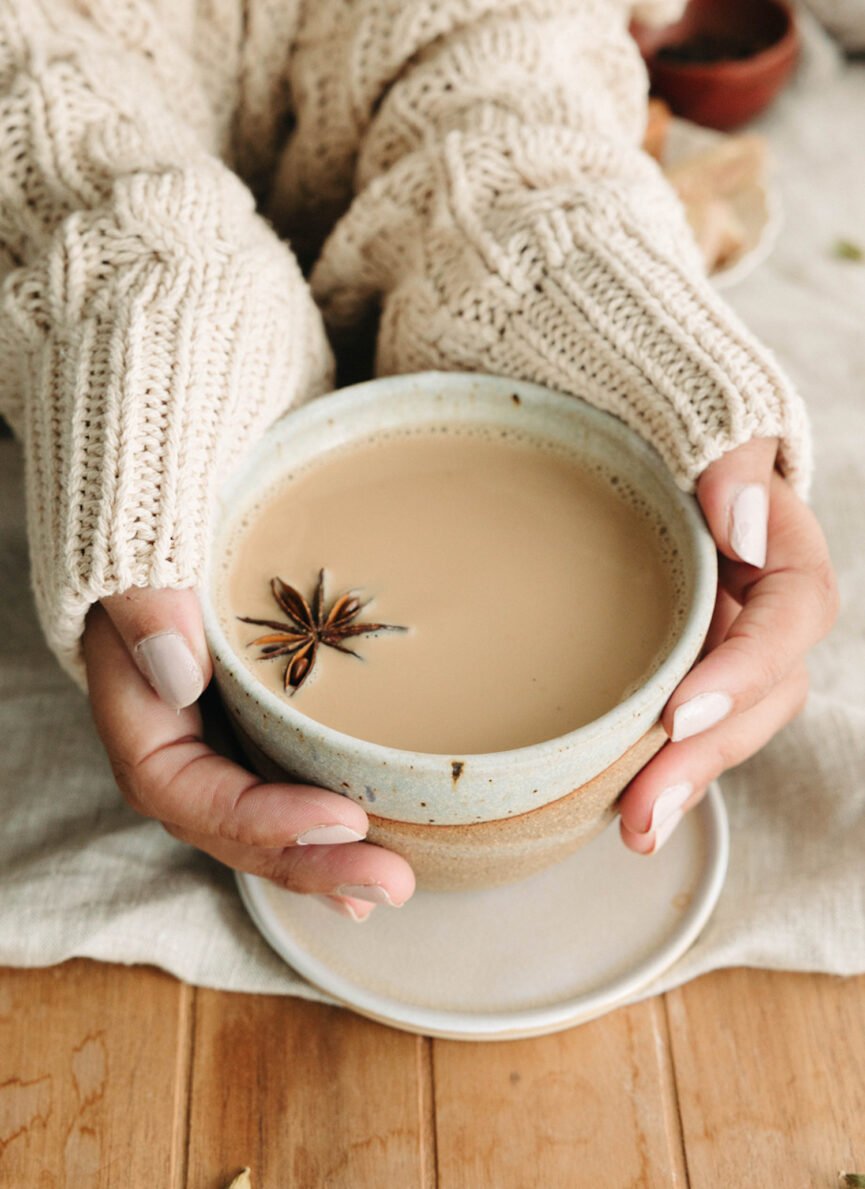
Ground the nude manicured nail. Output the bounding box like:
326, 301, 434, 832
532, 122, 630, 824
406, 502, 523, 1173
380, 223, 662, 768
134, 631, 204, 709
647, 782, 693, 833
336, 883, 399, 906
671, 691, 733, 742
730, 484, 768, 568
315, 895, 371, 922
296, 825, 366, 846
651, 808, 684, 853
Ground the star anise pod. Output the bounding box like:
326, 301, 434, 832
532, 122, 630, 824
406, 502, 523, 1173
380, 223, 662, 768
238, 570, 406, 694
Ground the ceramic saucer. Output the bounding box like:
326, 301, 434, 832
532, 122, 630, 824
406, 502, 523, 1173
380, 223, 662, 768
236, 784, 728, 1041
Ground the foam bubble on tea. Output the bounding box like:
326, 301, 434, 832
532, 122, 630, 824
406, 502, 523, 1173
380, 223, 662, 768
220, 426, 681, 755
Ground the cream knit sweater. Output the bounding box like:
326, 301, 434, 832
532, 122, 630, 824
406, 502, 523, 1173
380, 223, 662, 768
0, 0, 810, 681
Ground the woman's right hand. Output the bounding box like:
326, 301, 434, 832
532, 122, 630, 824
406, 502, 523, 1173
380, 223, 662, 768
83, 588, 416, 921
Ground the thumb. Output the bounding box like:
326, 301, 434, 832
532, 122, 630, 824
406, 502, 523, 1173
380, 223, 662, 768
100, 587, 211, 710
696, 437, 778, 568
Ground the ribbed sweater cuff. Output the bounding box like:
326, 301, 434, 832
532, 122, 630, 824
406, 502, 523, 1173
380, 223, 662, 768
315, 137, 811, 498
7, 194, 333, 682
493, 205, 812, 494
372, 223, 812, 495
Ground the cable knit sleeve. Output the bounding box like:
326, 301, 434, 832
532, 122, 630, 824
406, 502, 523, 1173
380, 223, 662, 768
282, 0, 810, 496
0, 2, 333, 681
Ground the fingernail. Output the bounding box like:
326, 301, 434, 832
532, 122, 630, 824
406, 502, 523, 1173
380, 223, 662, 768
730, 484, 768, 568
671, 691, 733, 742
335, 883, 399, 906
651, 808, 684, 853
315, 895, 371, 922
134, 631, 204, 709
646, 781, 693, 833
296, 825, 366, 846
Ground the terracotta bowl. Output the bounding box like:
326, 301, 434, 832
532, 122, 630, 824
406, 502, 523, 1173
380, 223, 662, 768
201, 373, 717, 891
632, 0, 799, 131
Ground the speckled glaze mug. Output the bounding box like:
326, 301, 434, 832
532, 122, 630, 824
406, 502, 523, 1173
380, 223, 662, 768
201, 372, 717, 890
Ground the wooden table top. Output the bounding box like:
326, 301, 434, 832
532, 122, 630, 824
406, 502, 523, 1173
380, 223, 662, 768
1, 960, 862, 1186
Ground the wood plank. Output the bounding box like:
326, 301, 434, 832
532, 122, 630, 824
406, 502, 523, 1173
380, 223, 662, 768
432, 997, 687, 1188
0, 959, 191, 1188
186, 995, 428, 1188
666, 968, 865, 1186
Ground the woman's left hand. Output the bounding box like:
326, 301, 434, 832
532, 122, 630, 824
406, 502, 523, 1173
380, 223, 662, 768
618, 438, 839, 854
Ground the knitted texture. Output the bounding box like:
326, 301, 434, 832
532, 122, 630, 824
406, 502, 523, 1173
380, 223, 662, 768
303, 0, 809, 492
0, 2, 334, 677
0, 0, 811, 682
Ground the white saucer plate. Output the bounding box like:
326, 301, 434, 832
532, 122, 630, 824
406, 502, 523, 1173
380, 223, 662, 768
237, 784, 728, 1041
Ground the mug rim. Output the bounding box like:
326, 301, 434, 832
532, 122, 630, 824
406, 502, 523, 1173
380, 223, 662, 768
201, 370, 717, 771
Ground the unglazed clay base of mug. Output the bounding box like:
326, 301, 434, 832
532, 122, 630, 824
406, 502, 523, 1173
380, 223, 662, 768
366, 723, 667, 890
230, 719, 667, 891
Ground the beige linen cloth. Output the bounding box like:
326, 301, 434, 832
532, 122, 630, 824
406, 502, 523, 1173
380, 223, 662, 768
1, 36, 863, 1005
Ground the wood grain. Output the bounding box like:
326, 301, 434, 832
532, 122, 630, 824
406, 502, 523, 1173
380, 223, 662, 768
431, 997, 687, 1189
186, 994, 428, 1189
4, 961, 865, 1187
0, 960, 189, 1189
666, 969, 865, 1187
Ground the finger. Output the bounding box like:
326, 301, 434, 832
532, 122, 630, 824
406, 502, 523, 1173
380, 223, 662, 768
86, 605, 414, 904
101, 586, 210, 709
163, 821, 416, 907
620, 664, 809, 854
665, 473, 837, 741
317, 896, 378, 923
84, 605, 373, 850
701, 585, 741, 656
697, 437, 777, 568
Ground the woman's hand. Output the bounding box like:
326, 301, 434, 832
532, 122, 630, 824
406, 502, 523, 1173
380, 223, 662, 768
618, 438, 839, 854
83, 589, 416, 920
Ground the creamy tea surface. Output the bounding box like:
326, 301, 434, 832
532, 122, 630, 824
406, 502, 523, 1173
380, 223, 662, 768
221, 427, 681, 754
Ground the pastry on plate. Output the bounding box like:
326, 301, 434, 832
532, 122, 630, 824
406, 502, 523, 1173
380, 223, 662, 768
648, 125, 770, 276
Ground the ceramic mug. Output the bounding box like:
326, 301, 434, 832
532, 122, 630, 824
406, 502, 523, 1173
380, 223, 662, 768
201, 372, 717, 890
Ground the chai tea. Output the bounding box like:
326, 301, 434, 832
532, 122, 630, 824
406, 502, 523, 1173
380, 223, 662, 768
220, 426, 683, 754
